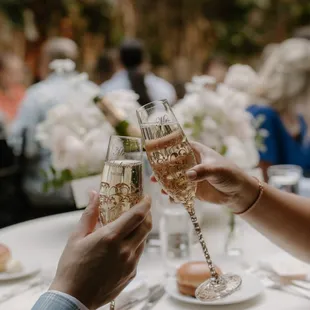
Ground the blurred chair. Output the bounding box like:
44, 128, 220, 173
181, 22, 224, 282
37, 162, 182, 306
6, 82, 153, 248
0, 129, 76, 228
0, 130, 26, 228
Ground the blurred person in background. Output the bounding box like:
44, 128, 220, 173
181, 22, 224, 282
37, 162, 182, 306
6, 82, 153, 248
100, 38, 177, 106
9, 37, 92, 211
0, 52, 25, 123
248, 38, 310, 180
293, 25, 310, 41
203, 54, 230, 84
94, 50, 116, 85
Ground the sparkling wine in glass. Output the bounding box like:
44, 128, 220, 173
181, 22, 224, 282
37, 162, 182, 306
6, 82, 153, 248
137, 100, 242, 301
99, 136, 143, 310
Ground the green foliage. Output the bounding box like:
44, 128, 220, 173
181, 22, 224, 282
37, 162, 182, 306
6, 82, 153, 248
252, 114, 269, 153
184, 114, 206, 141
40, 166, 73, 193
40, 166, 100, 193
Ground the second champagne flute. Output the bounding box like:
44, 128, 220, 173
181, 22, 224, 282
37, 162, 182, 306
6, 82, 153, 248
136, 100, 242, 301
99, 135, 143, 310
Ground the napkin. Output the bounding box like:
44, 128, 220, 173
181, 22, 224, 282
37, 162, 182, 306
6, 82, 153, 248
100, 275, 149, 309
258, 252, 310, 280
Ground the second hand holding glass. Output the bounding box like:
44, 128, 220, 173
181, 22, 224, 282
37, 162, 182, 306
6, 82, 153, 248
137, 100, 242, 301
99, 135, 143, 310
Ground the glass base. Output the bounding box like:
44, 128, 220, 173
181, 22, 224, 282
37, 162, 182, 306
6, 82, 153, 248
195, 274, 242, 301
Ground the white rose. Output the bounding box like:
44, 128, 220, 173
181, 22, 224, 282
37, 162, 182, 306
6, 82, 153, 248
52, 135, 86, 172
192, 75, 216, 86
47, 104, 71, 123
223, 136, 259, 169
224, 64, 258, 93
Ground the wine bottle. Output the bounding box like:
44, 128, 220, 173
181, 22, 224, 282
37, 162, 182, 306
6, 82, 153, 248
94, 96, 141, 137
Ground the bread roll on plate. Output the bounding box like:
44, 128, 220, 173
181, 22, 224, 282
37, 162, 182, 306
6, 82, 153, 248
0, 244, 11, 272
177, 261, 222, 297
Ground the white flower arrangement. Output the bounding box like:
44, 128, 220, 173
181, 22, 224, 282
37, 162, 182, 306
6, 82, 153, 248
36, 71, 140, 191
174, 73, 266, 170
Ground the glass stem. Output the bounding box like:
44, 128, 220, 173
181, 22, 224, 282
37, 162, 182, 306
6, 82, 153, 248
110, 300, 115, 310
186, 203, 219, 281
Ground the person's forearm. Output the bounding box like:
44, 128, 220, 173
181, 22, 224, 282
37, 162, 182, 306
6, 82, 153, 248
240, 182, 310, 263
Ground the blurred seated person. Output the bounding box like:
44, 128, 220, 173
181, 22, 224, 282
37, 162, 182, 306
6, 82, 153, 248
248, 38, 310, 180
0, 52, 25, 123
203, 54, 229, 84
9, 37, 95, 210
100, 38, 177, 106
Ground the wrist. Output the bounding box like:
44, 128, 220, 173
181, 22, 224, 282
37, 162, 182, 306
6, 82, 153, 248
230, 175, 260, 214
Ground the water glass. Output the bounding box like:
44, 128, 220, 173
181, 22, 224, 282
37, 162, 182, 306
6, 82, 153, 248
159, 206, 193, 277
268, 165, 302, 194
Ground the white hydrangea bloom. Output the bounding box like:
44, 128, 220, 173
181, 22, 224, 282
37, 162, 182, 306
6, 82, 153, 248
224, 64, 258, 93
174, 75, 260, 169
36, 75, 140, 176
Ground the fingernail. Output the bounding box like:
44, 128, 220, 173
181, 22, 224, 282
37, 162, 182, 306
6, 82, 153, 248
186, 170, 197, 180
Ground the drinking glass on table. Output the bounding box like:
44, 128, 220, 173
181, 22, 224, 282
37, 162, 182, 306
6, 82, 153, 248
136, 100, 242, 301
268, 165, 302, 194
99, 135, 143, 310
160, 206, 193, 277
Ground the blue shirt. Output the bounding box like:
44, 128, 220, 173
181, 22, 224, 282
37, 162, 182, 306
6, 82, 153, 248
100, 70, 177, 105
32, 291, 88, 310
248, 105, 310, 173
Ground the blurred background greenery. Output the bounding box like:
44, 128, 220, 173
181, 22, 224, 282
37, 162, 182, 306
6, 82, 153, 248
1, 0, 310, 82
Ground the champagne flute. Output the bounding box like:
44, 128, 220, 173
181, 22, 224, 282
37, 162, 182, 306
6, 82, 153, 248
99, 135, 143, 310
136, 100, 242, 301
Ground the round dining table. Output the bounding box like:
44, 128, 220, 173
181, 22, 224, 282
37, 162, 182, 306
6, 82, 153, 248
0, 206, 309, 310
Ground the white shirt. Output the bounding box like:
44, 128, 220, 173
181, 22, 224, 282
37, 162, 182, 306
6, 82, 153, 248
100, 70, 177, 105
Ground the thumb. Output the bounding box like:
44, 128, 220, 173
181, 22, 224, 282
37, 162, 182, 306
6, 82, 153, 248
75, 190, 100, 238
186, 164, 215, 182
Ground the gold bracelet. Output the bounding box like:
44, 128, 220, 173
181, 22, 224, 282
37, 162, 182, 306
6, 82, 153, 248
234, 177, 264, 215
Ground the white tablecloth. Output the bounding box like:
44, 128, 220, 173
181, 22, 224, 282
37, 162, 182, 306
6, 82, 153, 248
0, 207, 309, 310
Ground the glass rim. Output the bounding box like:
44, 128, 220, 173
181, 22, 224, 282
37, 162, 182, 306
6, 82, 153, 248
109, 135, 142, 142
136, 99, 169, 113
267, 164, 302, 175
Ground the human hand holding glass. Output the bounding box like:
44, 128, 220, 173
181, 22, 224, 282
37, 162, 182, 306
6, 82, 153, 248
137, 101, 242, 301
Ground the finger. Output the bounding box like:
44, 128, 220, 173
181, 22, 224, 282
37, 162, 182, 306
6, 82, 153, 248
190, 141, 210, 158
74, 191, 100, 238
125, 213, 152, 250
135, 241, 146, 260
169, 196, 177, 204
186, 163, 215, 182
107, 196, 152, 240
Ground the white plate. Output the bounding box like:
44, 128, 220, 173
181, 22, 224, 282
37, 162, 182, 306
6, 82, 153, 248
165, 273, 264, 306
0, 260, 40, 281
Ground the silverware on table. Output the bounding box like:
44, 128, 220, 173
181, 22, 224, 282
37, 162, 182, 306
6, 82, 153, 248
244, 264, 310, 300
262, 275, 310, 300
117, 284, 163, 310
267, 273, 310, 291
140, 285, 165, 310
